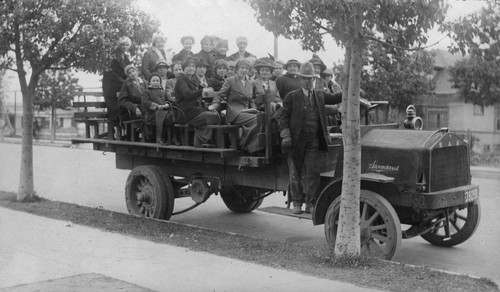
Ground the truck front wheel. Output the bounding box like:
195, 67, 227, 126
324, 189, 402, 260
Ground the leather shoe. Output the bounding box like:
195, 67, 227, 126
293, 205, 302, 214
304, 206, 314, 214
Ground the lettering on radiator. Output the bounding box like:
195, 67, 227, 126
367, 160, 400, 174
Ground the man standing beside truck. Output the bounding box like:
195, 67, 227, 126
277, 62, 343, 214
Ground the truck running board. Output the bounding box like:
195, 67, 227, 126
258, 206, 312, 220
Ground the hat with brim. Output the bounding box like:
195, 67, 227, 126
322, 68, 334, 76
309, 57, 326, 72
194, 57, 209, 68
298, 62, 318, 78
156, 59, 169, 69
283, 59, 301, 70
254, 57, 275, 72
124, 64, 137, 75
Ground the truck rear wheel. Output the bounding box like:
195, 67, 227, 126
421, 200, 481, 247
220, 186, 264, 213
324, 189, 402, 260
125, 165, 174, 220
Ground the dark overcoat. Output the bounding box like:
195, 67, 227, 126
278, 88, 342, 152
174, 73, 204, 123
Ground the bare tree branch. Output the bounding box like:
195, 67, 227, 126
362, 33, 447, 51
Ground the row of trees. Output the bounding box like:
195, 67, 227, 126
0, 0, 497, 258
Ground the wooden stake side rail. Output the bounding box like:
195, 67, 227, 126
71, 138, 273, 167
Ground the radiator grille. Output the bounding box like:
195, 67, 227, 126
430, 146, 469, 192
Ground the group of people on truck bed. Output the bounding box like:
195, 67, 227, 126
102, 33, 348, 215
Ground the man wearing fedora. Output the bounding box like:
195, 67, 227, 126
277, 62, 343, 214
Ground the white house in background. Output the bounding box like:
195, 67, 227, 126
415, 49, 500, 154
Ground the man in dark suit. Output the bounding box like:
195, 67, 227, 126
277, 62, 343, 214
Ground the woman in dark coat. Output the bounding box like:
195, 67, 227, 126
102, 37, 132, 123
275, 59, 302, 99
141, 33, 173, 81
172, 36, 195, 63
174, 57, 220, 147
194, 35, 216, 78
207, 59, 228, 92
118, 64, 147, 120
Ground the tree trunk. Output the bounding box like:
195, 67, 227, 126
51, 107, 56, 143
335, 34, 364, 257
17, 88, 35, 201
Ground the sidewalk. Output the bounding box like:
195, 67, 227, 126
0, 207, 381, 292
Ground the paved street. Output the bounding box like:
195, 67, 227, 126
1, 142, 499, 285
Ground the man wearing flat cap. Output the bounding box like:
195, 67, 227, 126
277, 62, 343, 215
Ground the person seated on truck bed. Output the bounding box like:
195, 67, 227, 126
252, 57, 282, 112
174, 57, 220, 147
276, 62, 343, 215
207, 59, 228, 92
141, 73, 179, 145
118, 64, 147, 121
208, 58, 264, 154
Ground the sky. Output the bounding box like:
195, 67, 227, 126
1, 0, 487, 102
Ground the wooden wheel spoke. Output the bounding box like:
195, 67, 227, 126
456, 213, 467, 221
371, 232, 389, 243
361, 202, 368, 220
366, 211, 379, 225
370, 224, 387, 232
450, 219, 461, 232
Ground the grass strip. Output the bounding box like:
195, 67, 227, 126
0, 191, 497, 292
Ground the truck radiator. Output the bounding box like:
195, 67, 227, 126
430, 146, 469, 192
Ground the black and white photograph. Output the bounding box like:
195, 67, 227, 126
0, 0, 499, 291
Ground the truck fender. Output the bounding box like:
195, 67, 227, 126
313, 173, 395, 226
313, 178, 342, 226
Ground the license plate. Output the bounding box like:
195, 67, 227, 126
464, 187, 479, 203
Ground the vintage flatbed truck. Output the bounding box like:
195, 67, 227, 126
72, 96, 480, 260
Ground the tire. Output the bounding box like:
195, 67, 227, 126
421, 200, 481, 247
220, 185, 264, 213
125, 165, 173, 220
324, 189, 402, 260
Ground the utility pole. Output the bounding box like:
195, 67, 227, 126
13, 91, 16, 136
274, 34, 278, 60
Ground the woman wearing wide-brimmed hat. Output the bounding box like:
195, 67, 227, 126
276, 62, 343, 215
209, 58, 263, 154
275, 59, 302, 99
252, 57, 281, 112
141, 33, 173, 82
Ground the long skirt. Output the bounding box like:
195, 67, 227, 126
232, 112, 263, 153
186, 111, 220, 147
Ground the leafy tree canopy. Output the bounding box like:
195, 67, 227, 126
0, 0, 159, 76
34, 69, 82, 112
246, 0, 448, 52
361, 42, 436, 110
442, 3, 500, 105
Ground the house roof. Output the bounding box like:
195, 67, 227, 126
431, 49, 464, 69
430, 49, 466, 95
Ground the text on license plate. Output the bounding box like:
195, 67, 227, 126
464, 188, 479, 203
